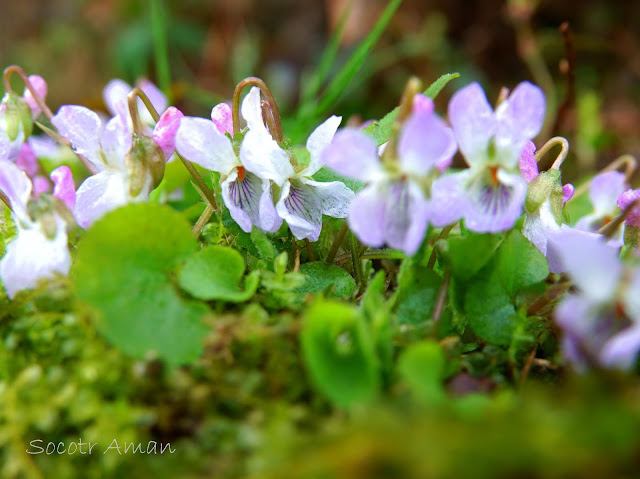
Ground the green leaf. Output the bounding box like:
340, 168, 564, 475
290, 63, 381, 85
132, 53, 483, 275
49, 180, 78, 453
301, 300, 379, 408
362, 72, 460, 146
178, 245, 259, 302
295, 262, 356, 300
439, 232, 503, 282
397, 340, 446, 402
73, 203, 209, 366
312, 166, 364, 193
495, 230, 549, 297
250, 227, 277, 264
312, 0, 404, 117
465, 279, 518, 346
394, 261, 442, 325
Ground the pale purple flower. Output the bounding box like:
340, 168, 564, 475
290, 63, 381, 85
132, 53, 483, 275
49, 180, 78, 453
0, 160, 70, 298
152, 107, 184, 159
322, 96, 456, 255
176, 88, 289, 233
50, 166, 76, 211
548, 229, 640, 370
275, 116, 354, 241
432, 82, 545, 233
52, 106, 140, 228
576, 171, 627, 246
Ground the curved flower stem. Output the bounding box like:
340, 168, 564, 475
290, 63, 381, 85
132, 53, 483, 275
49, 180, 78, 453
350, 232, 363, 293
231, 77, 283, 142
427, 223, 455, 269
597, 198, 640, 238
534, 136, 569, 170
573, 154, 637, 198
327, 221, 349, 263
129, 87, 219, 211
3, 65, 54, 121
127, 90, 145, 137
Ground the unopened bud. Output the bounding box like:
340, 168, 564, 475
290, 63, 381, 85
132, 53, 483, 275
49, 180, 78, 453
1, 92, 33, 142
525, 169, 564, 224
125, 136, 165, 197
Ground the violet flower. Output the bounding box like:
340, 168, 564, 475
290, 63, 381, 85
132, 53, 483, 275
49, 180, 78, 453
322, 95, 457, 255
103, 78, 167, 131
0, 160, 72, 298
431, 82, 545, 232
176, 87, 290, 234
548, 229, 640, 370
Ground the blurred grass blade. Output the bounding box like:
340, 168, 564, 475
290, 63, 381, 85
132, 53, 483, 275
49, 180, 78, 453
362, 72, 459, 145
149, 0, 171, 102
313, 0, 404, 117
299, 1, 352, 110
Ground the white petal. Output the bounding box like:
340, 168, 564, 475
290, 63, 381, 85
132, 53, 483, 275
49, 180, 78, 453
102, 79, 131, 122
0, 159, 32, 224
74, 170, 130, 228
302, 178, 354, 218
241, 87, 269, 136
305, 115, 342, 176
52, 105, 103, 167
240, 129, 293, 186
547, 228, 622, 302
276, 180, 323, 241
0, 221, 70, 298
175, 117, 238, 174
101, 116, 132, 170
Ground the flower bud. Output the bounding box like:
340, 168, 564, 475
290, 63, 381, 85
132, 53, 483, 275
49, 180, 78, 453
125, 135, 165, 197
1, 92, 33, 143
525, 169, 564, 224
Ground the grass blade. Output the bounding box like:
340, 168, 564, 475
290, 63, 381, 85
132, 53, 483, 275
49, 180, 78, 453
149, 0, 171, 102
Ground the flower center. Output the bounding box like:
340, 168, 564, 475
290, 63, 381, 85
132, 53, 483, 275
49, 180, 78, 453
489, 166, 499, 186
237, 166, 245, 181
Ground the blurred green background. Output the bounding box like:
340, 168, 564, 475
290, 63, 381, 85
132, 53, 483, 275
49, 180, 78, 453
2, 0, 640, 179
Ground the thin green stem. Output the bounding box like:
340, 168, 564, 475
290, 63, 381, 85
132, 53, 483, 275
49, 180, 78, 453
431, 269, 450, 324
3, 65, 54, 121
427, 223, 455, 269
597, 198, 640, 238
327, 221, 349, 263
149, 0, 171, 102
350, 232, 363, 293
0, 190, 12, 211
127, 90, 144, 137
192, 204, 214, 238
304, 238, 315, 262
534, 136, 570, 170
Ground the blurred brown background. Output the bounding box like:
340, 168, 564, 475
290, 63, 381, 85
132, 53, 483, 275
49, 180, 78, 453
2, 0, 640, 178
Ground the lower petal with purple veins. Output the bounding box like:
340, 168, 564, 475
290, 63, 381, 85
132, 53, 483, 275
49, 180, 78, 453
383, 180, 430, 255
221, 169, 265, 233
463, 168, 527, 233
276, 179, 323, 241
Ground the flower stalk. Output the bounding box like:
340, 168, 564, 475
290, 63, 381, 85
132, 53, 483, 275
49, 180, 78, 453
231, 77, 283, 142
3, 65, 54, 121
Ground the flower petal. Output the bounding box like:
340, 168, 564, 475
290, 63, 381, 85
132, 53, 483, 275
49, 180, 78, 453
412, 94, 434, 115
562, 184, 575, 204
599, 324, 640, 370
463, 169, 527, 233
101, 116, 132, 170
52, 105, 103, 167
175, 117, 238, 174
50, 165, 76, 211
617, 189, 640, 227
305, 115, 342, 176
348, 183, 386, 248
522, 200, 567, 272
240, 87, 269, 136
23, 74, 48, 118
301, 178, 354, 219
74, 170, 130, 228
240, 129, 293, 186
102, 79, 131, 122
0, 220, 70, 298
518, 140, 538, 182
0, 159, 32, 223
398, 111, 456, 177
221, 169, 281, 233
211, 103, 233, 135
495, 82, 545, 167
382, 180, 430, 255
448, 82, 496, 166
589, 170, 627, 216
276, 179, 323, 241
15, 143, 38, 177
321, 128, 383, 182
546, 228, 622, 302
430, 170, 469, 227
152, 106, 184, 160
